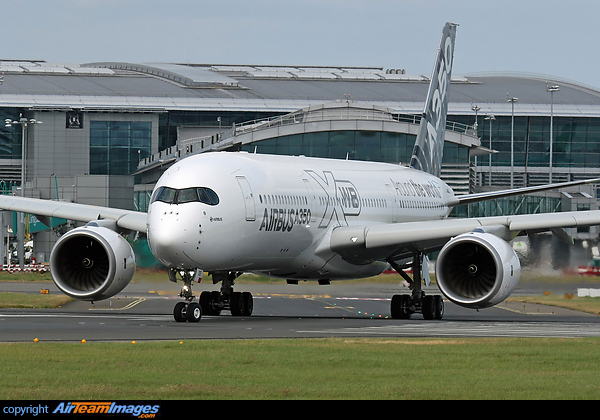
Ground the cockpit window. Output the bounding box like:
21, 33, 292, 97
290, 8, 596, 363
151, 186, 219, 206
200, 187, 219, 205
197, 188, 210, 205
153, 187, 176, 204
177, 188, 198, 204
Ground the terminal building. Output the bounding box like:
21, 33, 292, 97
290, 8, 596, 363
1, 60, 600, 265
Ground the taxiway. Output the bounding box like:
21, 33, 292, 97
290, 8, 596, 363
1, 280, 600, 342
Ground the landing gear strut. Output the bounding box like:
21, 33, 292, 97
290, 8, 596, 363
387, 252, 444, 320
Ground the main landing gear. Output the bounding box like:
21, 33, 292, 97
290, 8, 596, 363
199, 271, 253, 317
387, 252, 444, 320
170, 269, 253, 322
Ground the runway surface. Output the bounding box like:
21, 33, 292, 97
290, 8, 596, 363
2, 280, 600, 342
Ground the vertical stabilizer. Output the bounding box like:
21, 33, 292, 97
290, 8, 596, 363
409, 22, 458, 177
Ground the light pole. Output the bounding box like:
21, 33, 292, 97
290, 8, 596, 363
485, 114, 495, 187
471, 103, 481, 133
507, 96, 518, 188
4, 114, 42, 268
471, 104, 481, 172
546, 83, 559, 184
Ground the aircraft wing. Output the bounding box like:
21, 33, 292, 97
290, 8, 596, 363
447, 178, 600, 206
330, 210, 600, 258
0, 195, 147, 233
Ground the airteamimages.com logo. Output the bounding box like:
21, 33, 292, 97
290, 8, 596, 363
3, 402, 161, 418
53, 402, 160, 417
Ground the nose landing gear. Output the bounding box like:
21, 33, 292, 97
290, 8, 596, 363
170, 268, 203, 323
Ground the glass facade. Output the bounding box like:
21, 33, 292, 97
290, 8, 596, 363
238, 130, 468, 165
450, 114, 600, 217
469, 195, 562, 217
159, 110, 283, 150
0, 108, 23, 159
90, 121, 152, 175
453, 115, 600, 169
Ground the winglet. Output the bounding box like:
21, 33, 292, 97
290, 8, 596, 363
409, 22, 458, 177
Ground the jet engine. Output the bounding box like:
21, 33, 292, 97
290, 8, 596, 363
50, 224, 136, 301
436, 231, 521, 309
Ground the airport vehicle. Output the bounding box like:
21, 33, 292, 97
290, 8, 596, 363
2, 22, 600, 322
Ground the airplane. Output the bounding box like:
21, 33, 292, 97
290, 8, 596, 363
2, 22, 600, 322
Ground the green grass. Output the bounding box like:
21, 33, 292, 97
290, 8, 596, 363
0, 270, 52, 282
509, 294, 600, 316
2, 337, 600, 399
0, 292, 73, 308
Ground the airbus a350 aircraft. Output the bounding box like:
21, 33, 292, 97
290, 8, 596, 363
3, 22, 600, 322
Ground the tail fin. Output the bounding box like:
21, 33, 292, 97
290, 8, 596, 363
409, 22, 458, 177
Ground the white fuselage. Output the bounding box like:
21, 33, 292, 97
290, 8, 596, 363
147, 152, 454, 280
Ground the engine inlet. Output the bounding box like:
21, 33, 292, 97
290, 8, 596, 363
50, 225, 135, 301
436, 231, 521, 309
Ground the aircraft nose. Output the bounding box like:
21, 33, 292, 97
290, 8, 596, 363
148, 219, 175, 263
147, 207, 198, 268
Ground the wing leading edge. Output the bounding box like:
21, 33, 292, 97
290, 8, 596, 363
330, 209, 600, 259
0, 195, 147, 233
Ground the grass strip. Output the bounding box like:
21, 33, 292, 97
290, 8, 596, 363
0, 292, 73, 309
2, 337, 600, 400
509, 294, 600, 316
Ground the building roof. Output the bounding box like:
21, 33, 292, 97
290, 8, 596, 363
1, 61, 600, 116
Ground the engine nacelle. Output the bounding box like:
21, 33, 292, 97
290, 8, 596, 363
50, 225, 136, 301
436, 231, 521, 309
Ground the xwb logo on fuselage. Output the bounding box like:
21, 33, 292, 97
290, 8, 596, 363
305, 170, 361, 228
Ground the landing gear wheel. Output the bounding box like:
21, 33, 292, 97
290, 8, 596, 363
200, 291, 222, 316
199, 291, 210, 314
174, 302, 187, 323
242, 291, 253, 316
391, 294, 412, 319
186, 302, 202, 322
433, 295, 444, 320
230, 291, 253, 316
230, 292, 242, 316
422, 296, 435, 320
422, 295, 444, 320
391, 294, 444, 320
211, 291, 222, 315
